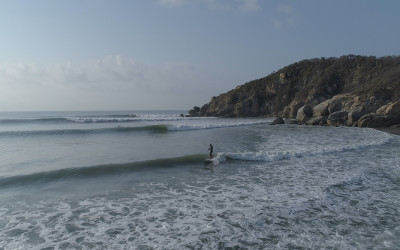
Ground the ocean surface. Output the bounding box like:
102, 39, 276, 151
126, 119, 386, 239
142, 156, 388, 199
0, 110, 399, 249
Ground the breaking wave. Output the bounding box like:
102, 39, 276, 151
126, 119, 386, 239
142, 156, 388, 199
0, 154, 209, 188
0, 113, 198, 124
169, 120, 270, 131
214, 132, 392, 163
0, 119, 272, 137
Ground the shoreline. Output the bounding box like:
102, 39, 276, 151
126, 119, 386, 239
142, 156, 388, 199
374, 126, 400, 136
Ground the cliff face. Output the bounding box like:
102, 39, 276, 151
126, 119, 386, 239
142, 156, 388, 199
189, 55, 400, 127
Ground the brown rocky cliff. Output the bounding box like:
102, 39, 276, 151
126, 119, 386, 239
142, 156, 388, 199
189, 55, 400, 128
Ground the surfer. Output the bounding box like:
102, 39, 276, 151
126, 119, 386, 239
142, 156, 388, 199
208, 144, 213, 158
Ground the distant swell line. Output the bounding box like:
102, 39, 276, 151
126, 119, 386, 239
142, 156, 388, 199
0, 154, 208, 188
0, 125, 169, 137
0, 114, 187, 124
0, 118, 69, 124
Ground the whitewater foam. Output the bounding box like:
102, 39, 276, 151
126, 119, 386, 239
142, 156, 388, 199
66, 114, 211, 123
216, 129, 393, 162
170, 120, 271, 131
3, 148, 399, 250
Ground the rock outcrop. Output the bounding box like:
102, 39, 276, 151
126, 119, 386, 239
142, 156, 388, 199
270, 117, 285, 125
189, 55, 400, 128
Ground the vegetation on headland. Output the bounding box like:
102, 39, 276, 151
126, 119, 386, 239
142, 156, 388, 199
189, 55, 400, 128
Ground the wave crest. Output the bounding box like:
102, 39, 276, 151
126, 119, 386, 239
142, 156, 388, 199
0, 154, 209, 188
0, 124, 169, 137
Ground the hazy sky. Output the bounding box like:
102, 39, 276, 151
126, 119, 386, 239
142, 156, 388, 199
1, 0, 399, 111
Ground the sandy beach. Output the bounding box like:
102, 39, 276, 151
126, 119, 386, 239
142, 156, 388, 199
375, 126, 400, 136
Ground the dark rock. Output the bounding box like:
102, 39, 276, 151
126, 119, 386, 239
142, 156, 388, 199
188, 106, 201, 116
270, 117, 285, 125
328, 99, 343, 114
347, 111, 363, 125
358, 113, 400, 127
377, 99, 400, 116
296, 105, 313, 123
327, 111, 348, 126
306, 116, 327, 125
358, 113, 376, 127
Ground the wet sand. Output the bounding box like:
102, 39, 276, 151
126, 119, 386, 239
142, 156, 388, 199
375, 126, 400, 136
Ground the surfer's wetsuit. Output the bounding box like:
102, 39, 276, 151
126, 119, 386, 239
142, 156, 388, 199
208, 144, 213, 158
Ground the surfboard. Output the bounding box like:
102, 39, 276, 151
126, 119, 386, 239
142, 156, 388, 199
204, 158, 214, 164
204, 156, 218, 166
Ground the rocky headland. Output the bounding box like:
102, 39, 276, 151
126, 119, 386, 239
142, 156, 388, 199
189, 55, 400, 129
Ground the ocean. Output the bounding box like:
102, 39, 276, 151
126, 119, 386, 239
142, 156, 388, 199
0, 110, 399, 249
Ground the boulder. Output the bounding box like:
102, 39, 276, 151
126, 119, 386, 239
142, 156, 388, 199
358, 114, 383, 127
328, 100, 342, 114
296, 105, 313, 123
312, 100, 330, 117
306, 116, 327, 126
383, 99, 400, 116
347, 110, 363, 125
358, 113, 400, 127
327, 111, 348, 126
282, 100, 305, 118
270, 117, 285, 125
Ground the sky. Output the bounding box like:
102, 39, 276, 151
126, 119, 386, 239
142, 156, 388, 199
0, 0, 399, 111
